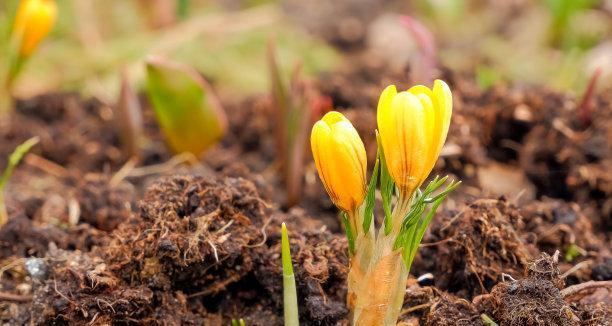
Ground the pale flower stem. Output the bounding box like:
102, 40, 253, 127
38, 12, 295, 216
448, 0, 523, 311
350, 194, 412, 326
0, 87, 13, 115
347, 208, 375, 311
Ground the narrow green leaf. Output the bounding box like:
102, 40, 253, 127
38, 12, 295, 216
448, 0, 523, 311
281, 223, 299, 326
0, 136, 39, 227
341, 211, 355, 255
481, 314, 499, 326
401, 218, 420, 268
0, 137, 39, 191
404, 180, 461, 268
376, 131, 395, 235
145, 56, 227, 157
362, 156, 380, 233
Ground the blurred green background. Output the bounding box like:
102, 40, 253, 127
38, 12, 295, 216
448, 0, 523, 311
3, 0, 611, 101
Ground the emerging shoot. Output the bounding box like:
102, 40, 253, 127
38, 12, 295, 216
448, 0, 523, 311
281, 223, 299, 326
311, 80, 459, 325
116, 67, 144, 159
231, 319, 246, 326
0, 137, 39, 227
577, 67, 602, 129
400, 15, 438, 85
145, 56, 227, 158
268, 39, 331, 207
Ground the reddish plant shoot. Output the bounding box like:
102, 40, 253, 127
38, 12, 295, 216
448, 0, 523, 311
400, 15, 438, 85
116, 67, 144, 159
267, 39, 331, 208
578, 67, 602, 129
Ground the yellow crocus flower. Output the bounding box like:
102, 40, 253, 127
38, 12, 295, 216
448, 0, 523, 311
377, 79, 452, 197
311, 111, 367, 213
12, 0, 57, 57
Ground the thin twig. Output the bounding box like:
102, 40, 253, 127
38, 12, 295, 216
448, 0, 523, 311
110, 156, 139, 187
420, 237, 453, 247
246, 217, 272, 248
400, 302, 431, 315
561, 280, 612, 299
561, 260, 592, 279
0, 291, 32, 302
127, 152, 200, 178
24, 153, 69, 178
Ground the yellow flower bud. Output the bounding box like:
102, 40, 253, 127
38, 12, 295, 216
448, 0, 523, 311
311, 111, 367, 213
377, 79, 452, 197
12, 0, 57, 57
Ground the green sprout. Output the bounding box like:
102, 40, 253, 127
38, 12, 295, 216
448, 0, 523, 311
145, 56, 228, 158
564, 244, 585, 262
0, 137, 39, 227
481, 314, 499, 326
230, 318, 246, 326
281, 223, 299, 326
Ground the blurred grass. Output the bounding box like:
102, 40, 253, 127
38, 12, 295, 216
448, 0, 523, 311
4, 0, 611, 99
10, 1, 339, 101
418, 0, 610, 92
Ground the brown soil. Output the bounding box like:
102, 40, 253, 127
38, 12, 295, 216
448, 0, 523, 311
415, 198, 532, 298
0, 13, 611, 324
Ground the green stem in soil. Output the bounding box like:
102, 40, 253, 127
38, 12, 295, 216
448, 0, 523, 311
281, 223, 299, 326
0, 88, 13, 116
481, 314, 499, 326
0, 136, 39, 227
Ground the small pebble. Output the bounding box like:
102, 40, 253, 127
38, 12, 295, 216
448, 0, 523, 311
417, 273, 434, 286
25, 258, 48, 281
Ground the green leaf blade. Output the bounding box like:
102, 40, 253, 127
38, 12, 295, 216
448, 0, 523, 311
281, 223, 299, 326
362, 156, 380, 233
145, 56, 227, 157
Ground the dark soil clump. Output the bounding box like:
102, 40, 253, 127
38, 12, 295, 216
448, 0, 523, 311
76, 174, 135, 231
105, 175, 265, 295
483, 252, 581, 326
23, 249, 202, 325
419, 198, 531, 297
425, 292, 483, 326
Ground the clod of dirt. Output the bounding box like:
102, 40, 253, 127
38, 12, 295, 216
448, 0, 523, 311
482, 252, 581, 326
592, 257, 612, 281
105, 175, 265, 295
425, 292, 483, 326
519, 199, 610, 285
418, 198, 531, 297
21, 249, 202, 325
254, 226, 349, 325
397, 281, 435, 323
0, 214, 68, 259
2, 94, 124, 172
76, 174, 135, 231
521, 199, 606, 255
